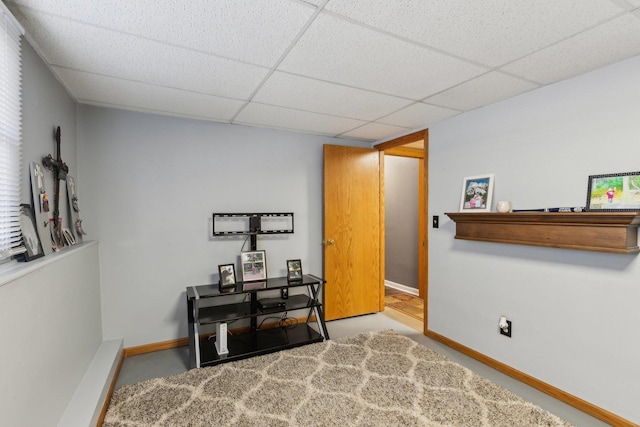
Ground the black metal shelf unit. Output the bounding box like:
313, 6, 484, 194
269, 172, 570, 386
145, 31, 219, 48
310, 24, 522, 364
186, 275, 328, 369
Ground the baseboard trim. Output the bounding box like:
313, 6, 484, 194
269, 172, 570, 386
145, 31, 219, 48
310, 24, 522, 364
123, 337, 189, 357
425, 329, 637, 427
384, 280, 419, 296
96, 349, 125, 427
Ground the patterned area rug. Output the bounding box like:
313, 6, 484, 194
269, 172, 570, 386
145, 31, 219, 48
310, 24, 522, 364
385, 293, 424, 321
104, 330, 573, 427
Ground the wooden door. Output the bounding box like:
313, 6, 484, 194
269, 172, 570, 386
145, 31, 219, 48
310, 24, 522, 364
323, 145, 383, 321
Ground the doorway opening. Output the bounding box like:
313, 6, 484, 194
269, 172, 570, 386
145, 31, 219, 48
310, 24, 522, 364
375, 130, 427, 333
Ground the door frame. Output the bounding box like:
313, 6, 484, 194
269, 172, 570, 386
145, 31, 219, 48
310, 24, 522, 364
374, 129, 428, 334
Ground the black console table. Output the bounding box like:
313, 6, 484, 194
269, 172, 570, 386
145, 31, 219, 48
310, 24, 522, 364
186, 274, 329, 369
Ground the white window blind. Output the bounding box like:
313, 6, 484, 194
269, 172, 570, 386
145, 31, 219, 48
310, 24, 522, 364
0, 3, 25, 260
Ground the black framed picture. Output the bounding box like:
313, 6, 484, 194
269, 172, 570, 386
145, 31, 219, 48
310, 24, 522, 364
586, 171, 640, 211
241, 250, 267, 282
18, 204, 44, 261
218, 264, 236, 290
286, 259, 302, 283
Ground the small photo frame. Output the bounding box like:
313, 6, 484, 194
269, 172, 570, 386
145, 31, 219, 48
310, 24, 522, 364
459, 174, 494, 212
218, 264, 236, 290
586, 171, 640, 211
286, 259, 303, 283
241, 250, 267, 282
18, 204, 44, 261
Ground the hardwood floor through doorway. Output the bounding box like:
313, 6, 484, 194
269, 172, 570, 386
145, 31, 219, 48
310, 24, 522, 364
384, 287, 423, 322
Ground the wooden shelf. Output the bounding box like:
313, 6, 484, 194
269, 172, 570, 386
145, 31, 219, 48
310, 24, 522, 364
445, 212, 640, 254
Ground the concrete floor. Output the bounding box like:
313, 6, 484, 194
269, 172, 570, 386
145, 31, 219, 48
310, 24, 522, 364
115, 309, 607, 426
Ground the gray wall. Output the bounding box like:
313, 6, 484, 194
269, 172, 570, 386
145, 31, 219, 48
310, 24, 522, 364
77, 106, 369, 346
384, 155, 419, 289
429, 54, 640, 423
0, 41, 102, 427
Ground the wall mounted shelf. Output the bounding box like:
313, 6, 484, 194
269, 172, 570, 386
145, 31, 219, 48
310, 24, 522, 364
445, 212, 640, 254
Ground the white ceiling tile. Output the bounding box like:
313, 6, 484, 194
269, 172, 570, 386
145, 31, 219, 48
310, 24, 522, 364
17, 10, 269, 100
54, 68, 245, 121
279, 13, 487, 99
235, 103, 369, 136
11, 0, 314, 67
9, 0, 640, 142
424, 72, 539, 111
377, 103, 460, 128
253, 72, 413, 120
325, 0, 625, 67
340, 122, 411, 141
502, 14, 640, 84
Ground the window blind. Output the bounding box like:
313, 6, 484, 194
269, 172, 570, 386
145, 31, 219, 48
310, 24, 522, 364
0, 3, 25, 260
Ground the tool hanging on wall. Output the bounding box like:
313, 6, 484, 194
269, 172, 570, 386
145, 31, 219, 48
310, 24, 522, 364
67, 175, 86, 242
42, 126, 68, 250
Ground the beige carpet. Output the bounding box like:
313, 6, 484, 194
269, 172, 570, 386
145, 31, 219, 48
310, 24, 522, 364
104, 330, 574, 427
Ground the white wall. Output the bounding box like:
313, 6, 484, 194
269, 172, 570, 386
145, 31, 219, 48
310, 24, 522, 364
429, 54, 640, 423
0, 40, 106, 427
0, 244, 102, 427
77, 106, 369, 347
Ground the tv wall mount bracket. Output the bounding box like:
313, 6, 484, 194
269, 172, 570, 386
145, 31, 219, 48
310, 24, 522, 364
212, 212, 294, 250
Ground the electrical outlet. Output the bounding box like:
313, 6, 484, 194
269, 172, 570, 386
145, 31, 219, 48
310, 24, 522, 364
500, 320, 512, 337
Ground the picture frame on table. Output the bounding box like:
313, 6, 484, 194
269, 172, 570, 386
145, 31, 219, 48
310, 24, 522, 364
459, 174, 494, 212
218, 264, 236, 291
240, 250, 267, 282
286, 259, 302, 283
17, 204, 44, 261
586, 171, 640, 212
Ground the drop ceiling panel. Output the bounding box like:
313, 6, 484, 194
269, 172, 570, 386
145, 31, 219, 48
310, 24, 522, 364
502, 14, 640, 84
253, 72, 413, 121
8, 0, 640, 142
377, 103, 460, 129
10, 0, 315, 67
235, 103, 368, 136
424, 72, 539, 111
54, 68, 245, 121
325, 0, 626, 67
278, 12, 488, 99
16, 9, 270, 100
340, 122, 411, 141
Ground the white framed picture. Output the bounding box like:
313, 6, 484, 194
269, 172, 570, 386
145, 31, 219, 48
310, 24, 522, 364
240, 250, 267, 282
459, 174, 494, 212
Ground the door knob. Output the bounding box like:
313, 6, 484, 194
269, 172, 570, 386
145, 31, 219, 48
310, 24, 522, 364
327, 239, 335, 245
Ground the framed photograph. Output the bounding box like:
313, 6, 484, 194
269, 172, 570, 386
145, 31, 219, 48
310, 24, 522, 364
286, 259, 302, 283
586, 171, 640, 211
18, 204, 44, 261
459, 174, 494, 212
241, 250, 267, 282
218, 264, 236, 289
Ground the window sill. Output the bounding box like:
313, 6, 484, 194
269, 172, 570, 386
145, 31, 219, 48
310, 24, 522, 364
0, 241, 98, 288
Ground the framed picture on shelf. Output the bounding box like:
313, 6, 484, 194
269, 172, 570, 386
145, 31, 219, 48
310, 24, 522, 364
218, 264, 236, 290
241, 250, 267, 282
459, 174, 494, 212
586, 171, 640, 211
286, 259, 302, 283
18, 204, 44, 261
